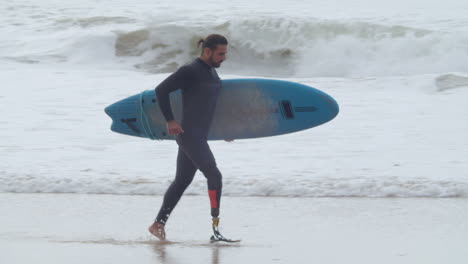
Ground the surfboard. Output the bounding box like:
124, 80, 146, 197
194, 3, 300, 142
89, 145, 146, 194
104, 79, 339, 140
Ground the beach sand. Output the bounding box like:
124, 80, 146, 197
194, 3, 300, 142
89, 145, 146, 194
1, 193, 467, 264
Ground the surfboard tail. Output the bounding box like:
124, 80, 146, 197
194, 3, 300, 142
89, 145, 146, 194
104, 94, 146, 138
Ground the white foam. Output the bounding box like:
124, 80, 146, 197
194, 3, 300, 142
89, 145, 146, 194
1, 68, 467, 198
1, 173, 466, 197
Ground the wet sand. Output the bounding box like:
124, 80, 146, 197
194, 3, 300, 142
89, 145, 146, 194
1, 193, 467, 264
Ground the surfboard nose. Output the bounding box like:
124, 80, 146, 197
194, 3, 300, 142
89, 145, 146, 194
327, 94, 339, 120
314, 90, 339, 121
104, 94, 144, 137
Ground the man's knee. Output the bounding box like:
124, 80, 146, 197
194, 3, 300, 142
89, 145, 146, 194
171, 177, 193, 191
199, 162, 219, 175
199, 163, 222, 189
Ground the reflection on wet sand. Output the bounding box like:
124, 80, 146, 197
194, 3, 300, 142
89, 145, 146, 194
57, 237, 245, 264
150, 240, 240, 264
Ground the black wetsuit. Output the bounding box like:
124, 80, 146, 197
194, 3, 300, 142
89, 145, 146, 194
154, 58, 222, 224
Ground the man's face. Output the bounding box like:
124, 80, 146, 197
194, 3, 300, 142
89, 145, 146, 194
207, 45, 227, 68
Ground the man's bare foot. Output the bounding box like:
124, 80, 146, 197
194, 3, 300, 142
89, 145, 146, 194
148, 222, 166, 240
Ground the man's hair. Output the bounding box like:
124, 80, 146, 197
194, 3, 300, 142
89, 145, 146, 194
197, 34, 228, 51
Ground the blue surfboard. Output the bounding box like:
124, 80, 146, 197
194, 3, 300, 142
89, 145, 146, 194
104, 79, 339, 140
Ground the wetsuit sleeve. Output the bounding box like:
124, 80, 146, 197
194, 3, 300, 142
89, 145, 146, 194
155, 66, 194, 122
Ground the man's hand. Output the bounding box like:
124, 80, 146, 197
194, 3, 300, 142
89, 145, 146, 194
167, 120, 184, 135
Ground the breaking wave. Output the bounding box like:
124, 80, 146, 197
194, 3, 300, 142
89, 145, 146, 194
4, 15, 468, 77
114, 17, 468, 77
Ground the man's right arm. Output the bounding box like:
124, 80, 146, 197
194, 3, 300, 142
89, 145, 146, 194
155, 66, 192, 122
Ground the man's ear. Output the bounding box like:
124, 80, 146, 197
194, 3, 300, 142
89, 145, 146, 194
204, 47, 212, 57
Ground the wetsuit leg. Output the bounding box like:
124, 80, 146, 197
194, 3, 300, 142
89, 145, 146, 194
156, 147, 197, 224
178, 140, 222, 218
200, 163, 222, 218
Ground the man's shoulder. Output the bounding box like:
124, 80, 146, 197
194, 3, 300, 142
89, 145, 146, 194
176, 60, 199, 76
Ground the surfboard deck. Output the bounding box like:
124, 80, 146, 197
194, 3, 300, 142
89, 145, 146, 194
104, 79, 339, 140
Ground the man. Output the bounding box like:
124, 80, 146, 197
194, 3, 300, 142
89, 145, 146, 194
148, 34, 229, 241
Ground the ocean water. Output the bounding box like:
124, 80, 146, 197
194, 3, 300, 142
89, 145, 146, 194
1, 0, 468, 197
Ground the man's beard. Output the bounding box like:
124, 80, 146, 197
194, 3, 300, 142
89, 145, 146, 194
210, 58, 222, 68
